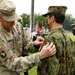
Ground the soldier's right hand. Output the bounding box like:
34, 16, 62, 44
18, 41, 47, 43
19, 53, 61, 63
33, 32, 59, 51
39, 42, 56, 59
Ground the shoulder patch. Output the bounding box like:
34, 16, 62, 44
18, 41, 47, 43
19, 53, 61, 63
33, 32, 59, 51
0, 51, 6, 58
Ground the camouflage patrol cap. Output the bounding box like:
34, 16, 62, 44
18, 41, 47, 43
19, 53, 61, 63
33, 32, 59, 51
0, 0, 19, 22
43, 6, 67, 17
70, 21, 75, 26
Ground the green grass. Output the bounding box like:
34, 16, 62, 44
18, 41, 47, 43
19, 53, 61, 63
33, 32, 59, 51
28, 66, 37, 75
22, 32, 75, 75
67, 32, 75, 41
22, 66, 37, 75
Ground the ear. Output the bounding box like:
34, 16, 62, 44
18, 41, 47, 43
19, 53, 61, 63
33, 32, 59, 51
51, 16, 55, 21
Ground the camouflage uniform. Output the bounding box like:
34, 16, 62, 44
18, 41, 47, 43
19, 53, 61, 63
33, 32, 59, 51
0, 21, 41, 75
37, 5, 74, 75
70, 22, 75, 75
37, 28, 74, 75
0, 0, 40, 75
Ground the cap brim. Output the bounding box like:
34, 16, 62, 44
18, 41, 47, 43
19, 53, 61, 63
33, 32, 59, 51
70, 24, 75, 26
1, 12, 19, 22
42, 13, 50, 17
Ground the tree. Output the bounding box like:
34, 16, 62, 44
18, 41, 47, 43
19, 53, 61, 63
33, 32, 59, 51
63, 14, 75, 31
18, 13, 75, 31
18, 13, 30, 27
34, 14, 47, 28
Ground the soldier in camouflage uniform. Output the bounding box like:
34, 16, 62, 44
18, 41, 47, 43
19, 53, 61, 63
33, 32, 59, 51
70, 21, 75, 55
71, 21, 75, 36
0, 0, 56, 75
70, 21, 75, 75
37, 6, 74, 75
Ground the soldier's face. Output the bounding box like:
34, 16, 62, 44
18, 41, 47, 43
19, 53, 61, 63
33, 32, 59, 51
0, 16, 15, 32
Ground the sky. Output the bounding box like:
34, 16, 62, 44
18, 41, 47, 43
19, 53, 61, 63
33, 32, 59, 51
11, 0, 75, 17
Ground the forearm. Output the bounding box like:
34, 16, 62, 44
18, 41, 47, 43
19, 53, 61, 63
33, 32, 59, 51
2, 53, 40, 72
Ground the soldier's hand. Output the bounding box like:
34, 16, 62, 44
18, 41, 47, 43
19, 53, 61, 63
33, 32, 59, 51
39, 42, 56, 59
33, 36, 44, 46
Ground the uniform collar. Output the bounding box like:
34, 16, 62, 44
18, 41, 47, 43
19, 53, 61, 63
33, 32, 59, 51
50, 28, 65, 34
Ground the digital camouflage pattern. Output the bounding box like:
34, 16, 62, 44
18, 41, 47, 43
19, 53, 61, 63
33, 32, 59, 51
37, 28, 74, 75
0, 0, 19, 22
43, 6, 67, 17
0, 22, 40, 75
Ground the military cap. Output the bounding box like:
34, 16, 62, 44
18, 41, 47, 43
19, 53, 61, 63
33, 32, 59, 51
0, 0, 19, 22
70, 21, 75, 26
43, 6, 67, 17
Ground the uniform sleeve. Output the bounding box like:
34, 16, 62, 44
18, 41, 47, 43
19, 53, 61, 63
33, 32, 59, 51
43, 34, 60, 75
0, 39, 40, 72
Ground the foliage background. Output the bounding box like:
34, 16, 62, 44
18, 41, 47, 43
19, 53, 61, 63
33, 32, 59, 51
18, 13, 75, 31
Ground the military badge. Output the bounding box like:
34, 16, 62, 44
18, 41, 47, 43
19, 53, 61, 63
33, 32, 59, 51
0, 51, 6, 58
